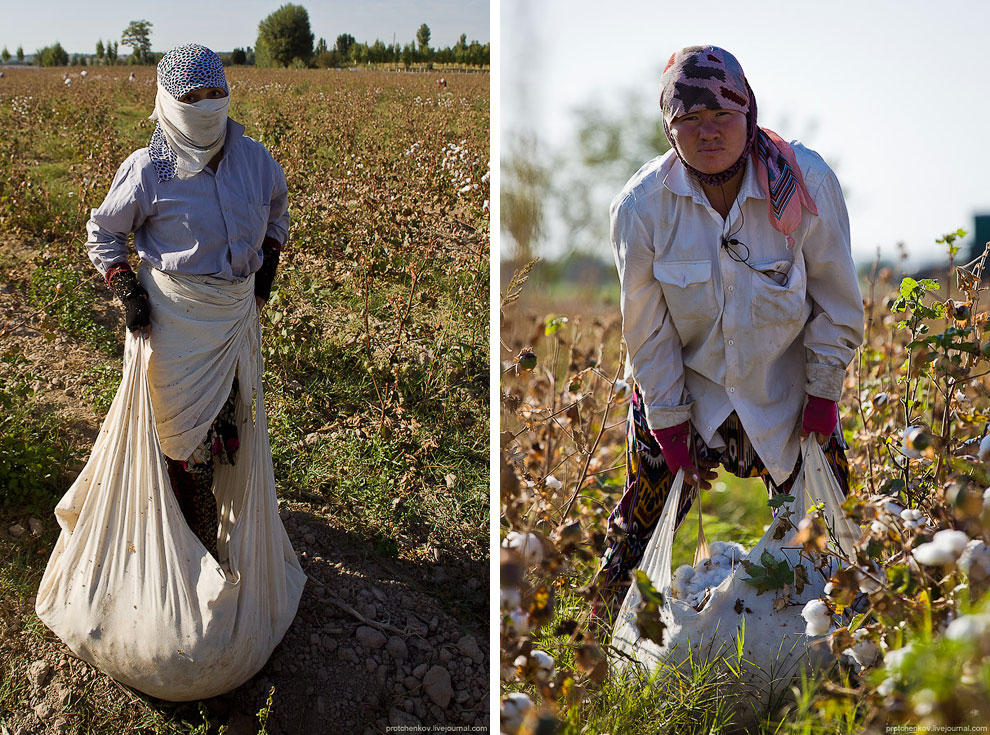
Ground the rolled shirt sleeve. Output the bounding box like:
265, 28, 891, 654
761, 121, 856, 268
610, 193, 693, 430
802, 170, 865, 400
85, 154, 152, 276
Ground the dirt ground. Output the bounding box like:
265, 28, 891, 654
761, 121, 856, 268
0, 256, 490, 734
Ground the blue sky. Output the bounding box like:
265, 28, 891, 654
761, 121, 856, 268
501, 0, 990, 266
0, 0, 489, 55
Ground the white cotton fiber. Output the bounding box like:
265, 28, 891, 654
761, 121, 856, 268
669, 542, 750, 606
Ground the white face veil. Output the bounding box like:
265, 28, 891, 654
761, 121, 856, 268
148, 44, 230, 183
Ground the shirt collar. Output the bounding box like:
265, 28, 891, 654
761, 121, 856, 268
225, 117, 245, 146
663, 153, 764, 206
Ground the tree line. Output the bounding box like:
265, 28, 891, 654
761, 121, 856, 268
14, 5, 488, 69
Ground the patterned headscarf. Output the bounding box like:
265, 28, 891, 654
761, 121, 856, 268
149, 44, 229, 183
660, 46, 817, 236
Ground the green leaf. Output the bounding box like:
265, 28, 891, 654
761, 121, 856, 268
633, 569, 664, 606
899, 277, 919, 299
767, 494, 795, 509
742, 552, 794, 595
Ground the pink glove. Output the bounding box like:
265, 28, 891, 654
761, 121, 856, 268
802, 395, 838, 438
649, 422, 696, 476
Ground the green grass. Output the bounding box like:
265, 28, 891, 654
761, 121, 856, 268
0, 350, 79, 510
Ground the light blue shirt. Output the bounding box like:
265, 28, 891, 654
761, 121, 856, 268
85, 118, 289, 280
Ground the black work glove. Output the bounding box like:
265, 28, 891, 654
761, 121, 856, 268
108, 269, 151, 332
254, 237, 282, 303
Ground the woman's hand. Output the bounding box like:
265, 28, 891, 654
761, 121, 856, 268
799, 394, 838, 445
108, 268, 152, 338
650, 422, 717, 490
256, 296, 266, 313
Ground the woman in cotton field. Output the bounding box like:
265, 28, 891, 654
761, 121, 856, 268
84, 44, 288, 557
594, 45, 864, 622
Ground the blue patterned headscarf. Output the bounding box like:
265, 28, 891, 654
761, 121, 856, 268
149, 44, 229, 183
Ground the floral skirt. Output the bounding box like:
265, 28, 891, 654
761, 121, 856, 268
164, 379, 241, 558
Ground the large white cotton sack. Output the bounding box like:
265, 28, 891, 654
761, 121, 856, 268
36, 273, 306, 701
612, 441, 861, 727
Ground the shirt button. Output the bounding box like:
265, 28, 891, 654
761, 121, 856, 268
727, 339, 734, 346
707, 426, 713, 432
727, 285, 734, 292
729, 387, 736, 393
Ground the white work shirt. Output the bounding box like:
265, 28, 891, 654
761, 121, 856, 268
610, 143, 864, 484
85, 118, 289, 280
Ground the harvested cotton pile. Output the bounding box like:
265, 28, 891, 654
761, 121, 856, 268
670, 541, 748, 608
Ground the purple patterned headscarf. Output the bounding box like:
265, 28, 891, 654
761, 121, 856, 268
659, 46, 817, 236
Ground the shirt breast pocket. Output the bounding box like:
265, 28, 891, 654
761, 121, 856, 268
652, 260, 714, 323
244, 201, 271, 244
750, 258, 806, 327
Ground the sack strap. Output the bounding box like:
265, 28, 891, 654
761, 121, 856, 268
693, 497, 710, 567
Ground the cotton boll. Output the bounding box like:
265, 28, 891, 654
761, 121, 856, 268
912, 542, 959, 566
932, 529, 970, 556
871, 520, 890, 535
883, 642, 915, 676
709, 541, 727, 557
900, 508, 924, 522
501, 587, 521, 610
945, 613, 990, 641
500, 692, 534, 735
722, 542, 746, 563
913, 529, 970, 565
674, 564, 695, 582
502, 531, 544, 564
528, 649, 556, 681
506, 607, 529, 635
959, 540, 990, 577
544, 475, 562, 491
978, 434, 990, 463
801, 599, 832, 636
877, 677, 896, 697
870, 495, 905, 517
843, 635, 881, 669
913, 688, 938, 718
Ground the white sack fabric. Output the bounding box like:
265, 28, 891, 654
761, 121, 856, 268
612, 440, 860, 720
36, 267, 306, 701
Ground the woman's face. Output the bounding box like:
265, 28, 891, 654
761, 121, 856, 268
177, 86, 228, 104
669, 109, 748, 175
